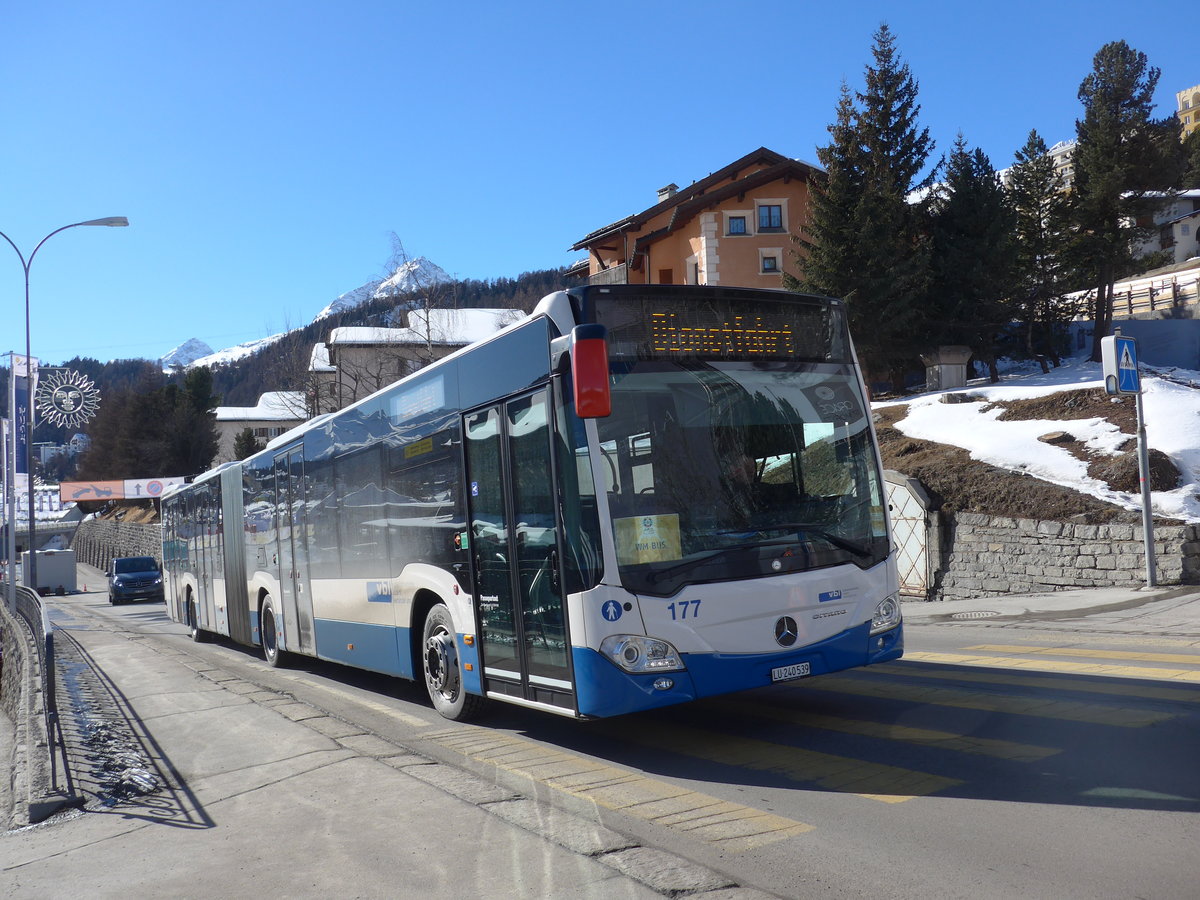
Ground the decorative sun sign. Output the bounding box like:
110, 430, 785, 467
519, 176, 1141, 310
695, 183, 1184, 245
35, 369, 102, 429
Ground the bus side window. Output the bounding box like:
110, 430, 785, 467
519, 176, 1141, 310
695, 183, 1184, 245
557, 393, 603, 593
386, 429, 464, 572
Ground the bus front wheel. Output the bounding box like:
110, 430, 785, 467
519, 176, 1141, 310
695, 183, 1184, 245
422, 603, 483, 721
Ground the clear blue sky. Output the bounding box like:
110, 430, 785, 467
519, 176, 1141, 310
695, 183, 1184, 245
0, 0, 1191, 364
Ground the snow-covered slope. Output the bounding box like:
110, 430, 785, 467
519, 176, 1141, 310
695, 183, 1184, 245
876, 360, 1200, 522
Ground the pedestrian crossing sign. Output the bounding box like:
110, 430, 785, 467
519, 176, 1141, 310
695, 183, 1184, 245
1101, 334, 1140, 395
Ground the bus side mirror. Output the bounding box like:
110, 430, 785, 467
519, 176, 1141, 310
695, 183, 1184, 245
571, 324, 611, 418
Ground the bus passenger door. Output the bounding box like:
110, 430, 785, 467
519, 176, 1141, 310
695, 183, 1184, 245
273, 448, 315, 654
463, 388, 575, 713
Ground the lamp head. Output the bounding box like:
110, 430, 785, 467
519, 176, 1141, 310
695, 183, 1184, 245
81, 217, 129, 227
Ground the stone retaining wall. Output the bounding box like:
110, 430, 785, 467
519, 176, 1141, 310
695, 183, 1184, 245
937, 512, 1200, 599
71, 519, 162, 571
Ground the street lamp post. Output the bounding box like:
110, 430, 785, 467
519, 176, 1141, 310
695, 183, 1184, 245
1, 217, 128, 592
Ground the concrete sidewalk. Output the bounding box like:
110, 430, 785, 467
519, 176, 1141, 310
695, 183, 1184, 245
0, 576, 757, 900
900, 583, 1200, 637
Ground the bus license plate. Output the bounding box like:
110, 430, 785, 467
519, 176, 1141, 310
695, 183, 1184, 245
771, 662, 811, 683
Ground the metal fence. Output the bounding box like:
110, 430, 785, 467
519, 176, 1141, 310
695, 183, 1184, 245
6, 583, 70, 795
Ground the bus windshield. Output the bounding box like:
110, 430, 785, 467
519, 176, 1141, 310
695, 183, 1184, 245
597, 359, 889, 596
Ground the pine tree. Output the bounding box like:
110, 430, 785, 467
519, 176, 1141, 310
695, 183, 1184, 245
233, 427, 264, 460
161, 367, 220, 476
926, 136, 1015, 382
789, 83, 864, 302
792, 24, 933, 390
1007, 130, 1074, 370
1072, 41, 1182, 361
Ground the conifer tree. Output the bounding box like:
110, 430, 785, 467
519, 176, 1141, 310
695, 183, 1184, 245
233, 427, 264, 461
161, 367, 220, 476
792, 24, 933, 390
926, 136, 1015, 382
1007, 130, 1074, 370
1072, 41, 1181, 361
788, 83, 864, 302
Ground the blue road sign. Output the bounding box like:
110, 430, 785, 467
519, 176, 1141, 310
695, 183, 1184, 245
1115, 335, 1140, 394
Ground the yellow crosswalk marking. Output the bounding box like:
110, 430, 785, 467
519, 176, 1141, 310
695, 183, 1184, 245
621, 722, 961, 802
708, 699, 1059, 761
904, 650, 1200, 684
808, 673, 1174, 726
966, 644, 1200, 666
872, 661, 1200, 703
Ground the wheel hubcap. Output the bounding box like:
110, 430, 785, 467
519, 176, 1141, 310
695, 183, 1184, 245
425, 631, 456, 697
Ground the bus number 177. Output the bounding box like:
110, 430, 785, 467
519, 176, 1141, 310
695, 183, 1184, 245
667, 599, 701, 620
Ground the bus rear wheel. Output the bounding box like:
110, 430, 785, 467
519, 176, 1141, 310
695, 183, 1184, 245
422, 603, 483, 721
260, 595, 288, 667
187, 597, 209, 643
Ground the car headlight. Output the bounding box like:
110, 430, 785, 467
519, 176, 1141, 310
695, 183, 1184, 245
871, 593, 902, 635
600, 634, 684, 673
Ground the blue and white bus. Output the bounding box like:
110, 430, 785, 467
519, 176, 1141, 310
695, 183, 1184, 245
162, 284, 902, 720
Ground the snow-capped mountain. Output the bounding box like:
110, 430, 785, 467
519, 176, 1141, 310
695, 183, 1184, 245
162, 257, 455, 370
189, 333, 288, 369
313, 257, 452, 321
160, 338, 214, 371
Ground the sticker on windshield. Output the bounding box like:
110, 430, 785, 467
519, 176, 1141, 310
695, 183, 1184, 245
614, 513, 682, 566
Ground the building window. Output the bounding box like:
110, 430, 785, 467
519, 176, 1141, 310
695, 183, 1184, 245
761, 255, 779, 273
1183, 224, 1192, 236
727, 216, 747, 235
758, 205, 783, 232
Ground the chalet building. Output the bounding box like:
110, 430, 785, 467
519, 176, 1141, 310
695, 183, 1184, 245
309, 306, 522, 414
213, 392, 307, 463
569, 147, 820, 288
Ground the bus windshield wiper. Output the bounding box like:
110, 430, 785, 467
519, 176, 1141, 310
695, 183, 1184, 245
644, 548, 738, 585
717, 523, 874, 558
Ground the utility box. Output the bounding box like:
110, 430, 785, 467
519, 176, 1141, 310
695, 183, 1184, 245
20, 548, 78, 594
920, 346, 973, 391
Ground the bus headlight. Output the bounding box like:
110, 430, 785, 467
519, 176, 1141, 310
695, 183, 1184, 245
870, 593, 902, 634
600, 635, 684, 673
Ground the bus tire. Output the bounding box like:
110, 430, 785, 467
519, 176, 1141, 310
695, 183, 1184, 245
260, 594, 288, 668
422, 603, 483, 721
187, 597, 209, 643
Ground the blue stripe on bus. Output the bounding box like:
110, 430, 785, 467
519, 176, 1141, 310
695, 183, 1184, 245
572, 620, 903, 718
313, 618, 412, 678
458, 634, 483, 696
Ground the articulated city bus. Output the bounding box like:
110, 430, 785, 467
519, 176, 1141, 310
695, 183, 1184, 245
161, 284, 902, 720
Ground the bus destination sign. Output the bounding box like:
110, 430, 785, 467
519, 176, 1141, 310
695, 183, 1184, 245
590, 290, 846, 362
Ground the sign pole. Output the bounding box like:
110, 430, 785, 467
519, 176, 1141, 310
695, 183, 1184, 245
1134, 388, 1157, 587
1101, 331, 1156, 587
7, 351, 17, 609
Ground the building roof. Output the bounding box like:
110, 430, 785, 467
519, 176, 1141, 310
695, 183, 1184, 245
328, 307, 522, 347
570, 147, 822, 252
309, 342, 335, 372
215, 391, 306, 422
